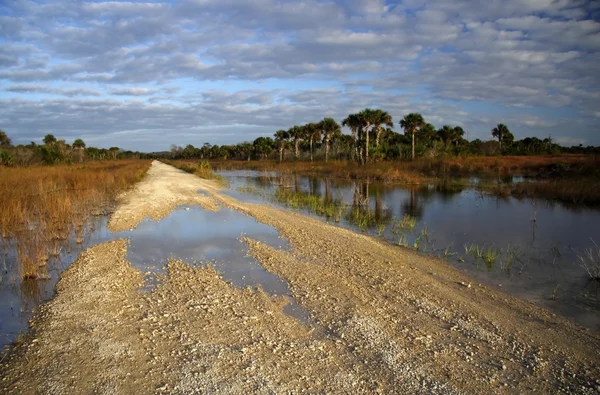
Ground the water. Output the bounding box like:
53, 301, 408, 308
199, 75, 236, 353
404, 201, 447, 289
0, 218, 114, 350
217, 170, 600, 331
0, 203, 307, 351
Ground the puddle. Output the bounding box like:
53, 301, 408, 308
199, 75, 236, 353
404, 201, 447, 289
1, 202, 312, 351
122, 205, 309, 323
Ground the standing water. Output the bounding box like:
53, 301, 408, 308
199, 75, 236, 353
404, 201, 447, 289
217, 170, 600, 331
0, 202, 305, 351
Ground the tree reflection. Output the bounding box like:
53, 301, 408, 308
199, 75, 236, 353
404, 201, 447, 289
401, 188, 425, 219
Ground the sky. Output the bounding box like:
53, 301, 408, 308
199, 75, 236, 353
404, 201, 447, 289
0, 0, 599, 152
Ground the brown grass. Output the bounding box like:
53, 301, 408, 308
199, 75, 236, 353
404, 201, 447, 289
485, 179, 600, 206
0, 160, 151, 278
211, 155, 599, 181
164, 159, 225, 183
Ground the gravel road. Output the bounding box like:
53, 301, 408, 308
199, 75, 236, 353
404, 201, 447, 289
1, 161, 599, 394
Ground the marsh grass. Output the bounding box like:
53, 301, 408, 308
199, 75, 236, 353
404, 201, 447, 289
274, 189, 344, 221
237, 185, 259, 194
464, 243, 483, 259
212, 155, 600, 205
377, 222, 387, 237
166, 160, 226, 185
399, 214, 417, 231
484, 247, 498, 270
575, 239, 600, 281
444, 243, 456, 257
212, 155, 599, 180
0, 160, 150, 279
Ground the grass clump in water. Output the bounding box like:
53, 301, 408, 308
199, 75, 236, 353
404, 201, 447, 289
575, 239, 600, 281
274, 189, 342, 221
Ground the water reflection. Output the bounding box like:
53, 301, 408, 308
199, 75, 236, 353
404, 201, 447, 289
219, 170, 600, 331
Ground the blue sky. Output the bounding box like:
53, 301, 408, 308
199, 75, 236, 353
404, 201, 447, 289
0, 0, 599, 151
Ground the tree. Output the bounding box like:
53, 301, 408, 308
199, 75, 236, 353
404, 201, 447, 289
437, 125, 455, 149
400, 113, 425, 160
253, 137, 274, 160
319, 117, 341, 163
43, 134, 57, 146
109, 146, 120, 160
85, 147, 100, 160
200, 143, 212, 158
358, 108, 378, 164
274, 130, 290, 162
342, 114, 362, 162
453, 127, 465, 147
491, 124, 512, 151
415, 122, 436, 148
372, 109, 393, 148
288, 125, 304, 160
238, 142, 253, 161
304, 123, 321, 162
73, 138, 86, 162
0, 130, 11, 146
73, 138, 86, 150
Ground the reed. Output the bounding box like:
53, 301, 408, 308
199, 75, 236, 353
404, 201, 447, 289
399, 214, 417, 231
444, 243, 456, 257
575, 239, 600, 281
0, 160, 150, 279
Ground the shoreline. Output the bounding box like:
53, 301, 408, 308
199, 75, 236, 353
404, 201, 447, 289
207, 156, 600, 206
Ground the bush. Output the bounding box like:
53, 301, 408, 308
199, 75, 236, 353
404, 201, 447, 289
0, 150, 15, 166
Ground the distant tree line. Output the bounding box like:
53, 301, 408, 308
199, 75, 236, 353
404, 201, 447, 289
0, 130, 142, 166
160, 110, 600, 163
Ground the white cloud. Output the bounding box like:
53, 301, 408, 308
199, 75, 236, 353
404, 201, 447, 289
0, 0, 598, 148
5, 84, 103, 97
110, 88, 157, 96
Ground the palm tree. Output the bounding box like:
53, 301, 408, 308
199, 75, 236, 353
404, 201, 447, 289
73, 138, 86, 150
453, 126, 465, 147
253, 137, 274, 160
400, 113, 425, 160
372, 109, 393, 148
358, 108, 379, 164
43, 134, 57, 146
238, 142, 253, 161
274, 130, 289, 163
304, 123, 321, 162
342, 113, 362, 163
288, 125, 303, 160
0, 130, 11, 146
109, 146, 120, 160
319, 117, 341, 163
437, 125, 454, 149
491, 124, 510, 150
73, 138, 86, 162
415, 123, 436, 148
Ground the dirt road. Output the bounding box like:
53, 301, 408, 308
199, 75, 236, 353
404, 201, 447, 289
1, 161, 599, 394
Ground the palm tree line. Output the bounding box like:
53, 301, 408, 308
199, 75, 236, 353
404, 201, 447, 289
165, 108, 593, 161
265, 109, 510, 163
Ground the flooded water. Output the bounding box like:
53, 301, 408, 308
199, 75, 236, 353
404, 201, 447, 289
0, 202, 306, 351
217, 170, 600, 331
125, 206, 308, 320
0, 218, 114, 350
